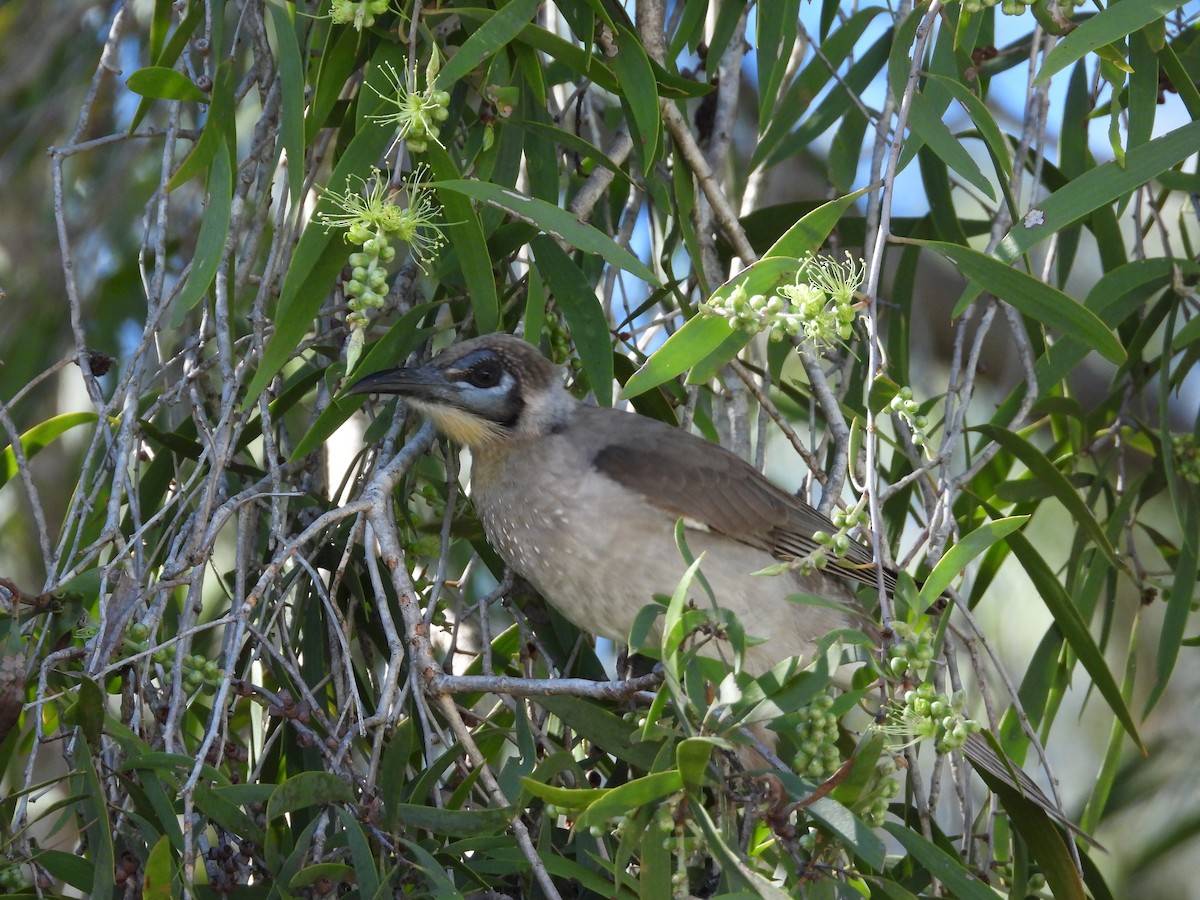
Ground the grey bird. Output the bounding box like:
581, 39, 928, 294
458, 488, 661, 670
349, 333, 1095, 845
348, 333, 880, 677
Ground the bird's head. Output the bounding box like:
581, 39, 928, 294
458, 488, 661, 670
347, 334, 574, 448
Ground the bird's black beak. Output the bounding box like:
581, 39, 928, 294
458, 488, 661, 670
346, 364, 448, 402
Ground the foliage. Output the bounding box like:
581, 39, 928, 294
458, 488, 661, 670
0, 0, 1198, 896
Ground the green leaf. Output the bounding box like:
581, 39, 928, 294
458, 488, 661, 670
919, 515, 1029, 606
975, 424, 1121, 570
434, 0, 542, 90
1036, 0, 1181, 85
170, 138, 232, 327
574, 770, 683, 831
193, 784, 266, 845
66, 677, 106, 745
622, 254, 807, 400
75, 735, 115, 900
35, 850, 94, 893
610, 23, 660, 171
334, 807, 380, 898
265, 771, 355, 823
141, 835, 175, 900
995, 118, 1200, 263
129, 4, 203, 131
808, 796, 887, 871
432, 179, 657, 284
905, 92, 996, 200
1, 412, 98, 490
1001, 527, 1145, 754
764, 186, 871, 260
529, 235, 614, 406
392, 803, 517, 837
425, 144, 500, 334
883, 823, 999, 900
621, 315, 733, 400
520, 777, 609, 809
756, 0, 803, 130
537, 695, 660, 770
675, 736, 714, 789
916, 238, 1126, 365
265, 2, 305, 206
126, 66, 207, 103
971, 767, 1087, 900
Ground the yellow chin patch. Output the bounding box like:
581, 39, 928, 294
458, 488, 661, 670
424, 405, 505, 447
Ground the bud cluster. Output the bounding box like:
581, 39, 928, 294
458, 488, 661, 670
886, 386, 933, 455
701, 252, 865, 348
790, 694, 842, 780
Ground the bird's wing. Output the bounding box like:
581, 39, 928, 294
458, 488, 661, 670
578, 407, 893, 592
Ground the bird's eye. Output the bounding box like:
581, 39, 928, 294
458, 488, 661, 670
465, 358, 504, 389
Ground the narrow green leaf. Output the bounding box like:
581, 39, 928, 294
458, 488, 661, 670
126, 66, 207, 102
675, 737, 714, 789
692, 803, 793, 899
765, 186, 870, 260
34, 850, 93, 893
433, 0, 542, 90
759, 29, 892, 172
925, 73, 1015, 185
919, 516, 1029, 606
623, 254, 811, 399
530, 234, 614, 406
972, 767, 1087, 900
610, 24, 660, 171
334, 807, 380, 898
164, 112, 222, 192
148, 0, 173, 62
536, 695, 660, 770
752, 8, 886, 170
304, 23, 361, 140
916, 239, 1126, 365
141, 835, 175, 900
193, 784, 266, 845
756, 0, 803, 130
808, 796, 887, 871
265, 2, 305, 205
575, 770, 683, 830
906, 92, 996, 200
129, 4, 204, 131
425, 145, 499, 334
519, 778, 608, 809
1036, 0, 1180, 85
1002, 528, 1145, 753
975, 425, 1122, 569
432, 179, 657, 284
265, 771, 355, 823
883, 823, 998, 900
170, 142, 231, 327
996, 118, 1200, 262
1, 412, 97, 490
392, 803, 517, 837
75, 736, 115, 900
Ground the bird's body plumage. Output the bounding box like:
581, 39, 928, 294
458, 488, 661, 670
471, 402, 862, 672
350, 334, 871, 674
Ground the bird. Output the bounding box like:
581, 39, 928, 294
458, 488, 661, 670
347, 333, 886, 679
347, 333, 1095, 853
